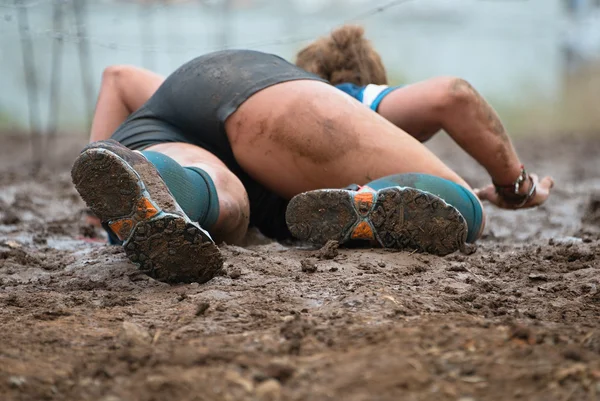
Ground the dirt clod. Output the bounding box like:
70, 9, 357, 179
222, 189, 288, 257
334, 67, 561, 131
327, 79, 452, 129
316, 240, 339, 260
228, 266, 242, 279
300, 258, 317, 273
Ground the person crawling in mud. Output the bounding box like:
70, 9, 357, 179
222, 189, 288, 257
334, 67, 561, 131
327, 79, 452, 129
72, 25, 554, 284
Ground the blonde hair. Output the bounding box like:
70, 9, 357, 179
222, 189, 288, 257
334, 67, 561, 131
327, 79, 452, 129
295, 25, 388, 86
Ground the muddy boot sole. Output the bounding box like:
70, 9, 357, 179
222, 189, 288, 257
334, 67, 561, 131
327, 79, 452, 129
71, 146, 223, 283
286, 187, 467, 256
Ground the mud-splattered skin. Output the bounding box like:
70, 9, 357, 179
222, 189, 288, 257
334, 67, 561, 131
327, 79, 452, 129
450, 79, 508, 141
450, 78, 514, 173
229, 94, 360, 168
1, 133, 600, 401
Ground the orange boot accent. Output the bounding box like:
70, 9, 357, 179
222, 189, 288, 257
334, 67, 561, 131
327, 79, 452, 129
109, 197, 160, 241
351, 221, 374, 240
136, 197, 159, 219
108, 218, 135, 241
353, 191, 374, 216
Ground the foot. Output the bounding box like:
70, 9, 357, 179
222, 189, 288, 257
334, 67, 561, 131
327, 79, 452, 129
286, 186, 467, 256
71, 140, 223, 283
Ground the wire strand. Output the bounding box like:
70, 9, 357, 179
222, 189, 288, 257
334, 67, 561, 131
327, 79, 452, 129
0, 0, 422, 53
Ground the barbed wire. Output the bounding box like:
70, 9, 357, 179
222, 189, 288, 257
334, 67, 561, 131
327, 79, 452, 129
229, 0, 420, 51
3, 0, 574, 160
0, 0, 200, 9
0, 0, 46, 8
0, 0, 68, 9
347, 0, 417, 22
0, 0, 420, 53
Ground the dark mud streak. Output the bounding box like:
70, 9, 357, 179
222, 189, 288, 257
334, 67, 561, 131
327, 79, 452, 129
269, 98, 359, 165
451, 78, 512, 169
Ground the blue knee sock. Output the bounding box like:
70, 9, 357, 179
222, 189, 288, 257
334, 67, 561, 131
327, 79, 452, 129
141, 151, 220, 229
366, 173, 483, 243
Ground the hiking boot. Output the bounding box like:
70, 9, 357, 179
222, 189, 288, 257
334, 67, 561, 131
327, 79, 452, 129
286, 186, 467, 256
71, 139, 223, 283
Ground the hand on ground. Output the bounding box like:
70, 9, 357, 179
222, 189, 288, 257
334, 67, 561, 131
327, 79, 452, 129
475, 174, 555, 210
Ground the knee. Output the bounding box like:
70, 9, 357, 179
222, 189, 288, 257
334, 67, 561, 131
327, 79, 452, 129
101, 65, 136, 87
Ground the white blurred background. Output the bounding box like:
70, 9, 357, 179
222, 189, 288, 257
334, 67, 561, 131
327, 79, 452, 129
1, 0, 600, 135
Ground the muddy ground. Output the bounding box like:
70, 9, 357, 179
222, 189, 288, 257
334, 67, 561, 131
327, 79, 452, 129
1, 133, 599, 401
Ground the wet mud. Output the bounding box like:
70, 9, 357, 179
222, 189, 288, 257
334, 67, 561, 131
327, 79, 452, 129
1, 133, 599, 401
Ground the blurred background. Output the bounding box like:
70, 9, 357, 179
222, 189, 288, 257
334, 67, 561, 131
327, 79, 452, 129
1, 0, 600, 142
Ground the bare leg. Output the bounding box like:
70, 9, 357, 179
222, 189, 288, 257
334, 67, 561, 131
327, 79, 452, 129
72, 140, 227, 283
226, 80, 476, 199
90, 65, 164, 143
226, 80, 486, 251
144, 142, 250, 244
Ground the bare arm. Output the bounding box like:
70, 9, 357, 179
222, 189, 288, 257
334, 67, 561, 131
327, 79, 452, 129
89, 65, 165, 143
376, 77, 554, 208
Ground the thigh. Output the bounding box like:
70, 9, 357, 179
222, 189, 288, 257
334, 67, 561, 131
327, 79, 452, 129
377, 77, 450, 142
225, 80, 473, 200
